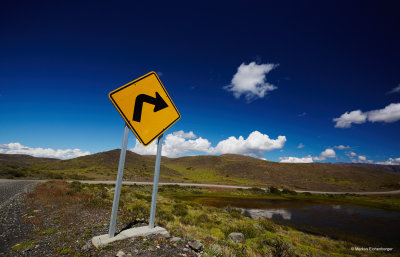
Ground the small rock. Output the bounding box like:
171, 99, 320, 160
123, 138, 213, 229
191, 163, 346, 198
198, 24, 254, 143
160, 231, 170, 238
188, 240, 204, 252
183, 248, 189, 252
228, 232, 245, 243
81, 241, 92, 251
170, 236, 181, 243
116, 250, 125, 257
156, 245, 160, 249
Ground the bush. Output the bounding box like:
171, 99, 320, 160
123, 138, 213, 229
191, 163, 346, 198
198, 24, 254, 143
269, 186, 281, 195
126, 202, 150, 220
172, 203, 188, 217
68, 181, 82, 192
257, 218, 277, 233
196, 213, 211, 224
272, 237, 295, 257
225, 205, 243, 219
223, 222, 260, 239
156, 209, 174, 224
180, 215, 195, 225
281, 188, 297, 195
135, 192, 152, 202
249, 187, 267, 195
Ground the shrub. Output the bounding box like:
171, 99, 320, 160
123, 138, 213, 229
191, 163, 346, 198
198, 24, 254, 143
269, 186, 281, 195
223, 222, 260, 239
281, 188, 297, 195
126, 202, 150, 220
272, 237, 295, 257
135, 192, 152, 202
257, 218, 277, 233
156, 209, 174, 224
68, 181, 82, 192
249, 187, 266, 195
225, 205, 243, 219
172, 203, 188, 217
180, 215, 195, 225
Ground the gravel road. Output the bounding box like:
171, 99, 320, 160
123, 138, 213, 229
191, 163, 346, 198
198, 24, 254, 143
0, 179, 41, 256
0, 179, 41, 210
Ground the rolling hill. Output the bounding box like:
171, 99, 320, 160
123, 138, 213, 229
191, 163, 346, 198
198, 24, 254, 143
1, 150, 400, 191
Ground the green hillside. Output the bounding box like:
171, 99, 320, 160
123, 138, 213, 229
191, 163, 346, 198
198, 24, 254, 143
1, 150, 400, 191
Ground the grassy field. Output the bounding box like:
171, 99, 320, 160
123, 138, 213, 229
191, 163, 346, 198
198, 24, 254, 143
2, 150, 400, 192
12, 181, 399, 256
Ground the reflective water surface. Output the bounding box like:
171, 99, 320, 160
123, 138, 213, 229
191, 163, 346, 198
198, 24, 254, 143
196, 197, 400, 247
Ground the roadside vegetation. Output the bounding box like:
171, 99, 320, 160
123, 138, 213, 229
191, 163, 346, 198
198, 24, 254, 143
12, 181, 398, 256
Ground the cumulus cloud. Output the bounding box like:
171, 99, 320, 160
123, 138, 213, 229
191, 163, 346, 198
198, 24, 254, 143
208, 131, 286, 158
131, 130, 286, 158
353, 155, 374, 164
333, 110, 367, 128
313, 148, 336, 161
387, 84, 400, 94
334, 145, 350, 150
280, 155, 313, 163
224, 62, 278, 102
367, 103, 400, 123
0, 142, 90, 159
346, 151, 357, 157
297, 143, 304, 149
333, 103, 400, 128
131, 131, 211, 157
358, 155, 366, 161
376, 157, 400, 165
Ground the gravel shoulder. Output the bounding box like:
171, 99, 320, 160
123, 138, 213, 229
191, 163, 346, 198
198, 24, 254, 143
0, 180, 39, 256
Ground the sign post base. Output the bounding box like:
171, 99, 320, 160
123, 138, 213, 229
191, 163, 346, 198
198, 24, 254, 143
92, 226, 169, 248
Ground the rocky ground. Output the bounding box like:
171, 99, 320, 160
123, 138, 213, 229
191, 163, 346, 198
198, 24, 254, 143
0, 181, 205, 257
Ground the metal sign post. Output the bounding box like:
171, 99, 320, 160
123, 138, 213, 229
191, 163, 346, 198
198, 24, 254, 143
102, 71, 180, 244
149, 134, 164, 228
108, 124, 130, 237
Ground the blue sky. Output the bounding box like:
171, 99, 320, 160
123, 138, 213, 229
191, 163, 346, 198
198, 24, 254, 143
1, 1, 399, 164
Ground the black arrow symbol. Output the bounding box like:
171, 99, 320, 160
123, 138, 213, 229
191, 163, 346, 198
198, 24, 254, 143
132, 92, 168, 122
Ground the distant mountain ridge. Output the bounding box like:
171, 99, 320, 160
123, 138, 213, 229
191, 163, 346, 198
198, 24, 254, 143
1, 150, 400, 192
334, 162, 400, 173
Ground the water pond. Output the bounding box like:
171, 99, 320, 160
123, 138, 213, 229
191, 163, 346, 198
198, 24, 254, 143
195, 196, 400, 248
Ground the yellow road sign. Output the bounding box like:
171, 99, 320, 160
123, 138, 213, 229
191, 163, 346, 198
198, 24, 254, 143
109, 72, 180, 146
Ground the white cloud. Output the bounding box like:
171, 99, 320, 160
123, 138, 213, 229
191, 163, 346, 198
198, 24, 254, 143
0, 142, 90, 159
346, 151, 357, 157
131, 130, 286, 158
367, 103, 400, 123
354, 155, 373, 164
376, 157, 400, 165
313, 148, 336, 161
333, 110, 367, 128
387, 84, 400, 94
358, 155, 367, 161
280, 155, 313, 163
334, 145, 350, 150
333, 103, 400, 128
131, 130, 211, 157
224, 62, 278, 102
209, 131, 286, 158
297, 143, 304, 149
